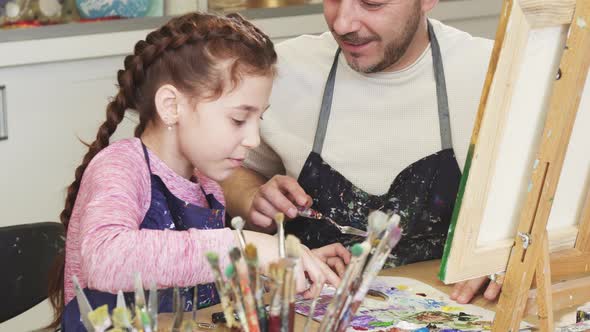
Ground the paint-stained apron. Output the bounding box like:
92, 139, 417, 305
285, 21, 462, 267
62, 143, 224, 331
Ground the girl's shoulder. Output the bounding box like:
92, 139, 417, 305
83, 138, 149, 186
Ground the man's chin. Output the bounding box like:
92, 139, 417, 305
344, 55, 380, 74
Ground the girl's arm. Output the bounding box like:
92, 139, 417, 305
76, 147, 237, 293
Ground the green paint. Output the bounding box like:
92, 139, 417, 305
369, 321, 394, 327
439, 144, 475, 281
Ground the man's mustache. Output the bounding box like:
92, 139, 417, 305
335, 32, 379, 45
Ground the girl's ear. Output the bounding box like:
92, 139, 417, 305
154, 84, 181, 126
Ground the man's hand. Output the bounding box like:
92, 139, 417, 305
248, 175, 312, 229
450, 275, 503, 304
311, 243, 352, 277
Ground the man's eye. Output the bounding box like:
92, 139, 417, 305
362, 1, 383, 8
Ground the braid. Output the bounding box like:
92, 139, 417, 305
47, 52, 134, 331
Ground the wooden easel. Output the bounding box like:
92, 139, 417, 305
491, 0, 590, 331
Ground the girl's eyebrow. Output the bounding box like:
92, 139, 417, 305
234, 104, 271, 112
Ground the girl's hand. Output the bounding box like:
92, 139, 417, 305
240, 230, 340, 298
295, 245, 341, 299
311, 243, 351, 277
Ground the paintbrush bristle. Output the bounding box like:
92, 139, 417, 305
368, 210, 389, 235
389, 214, 401, 227
225, 264, 236, 279
206, 252, 219, 266
285, 235, 301, 259
276, 259, 287, 280
269, 262, 277, 279
229, 247, 241, 263
360, 241, 371, 254
274, 212, 285, 225
244, 243, 258, 262
231, 216, 245, 231
350, 243, 364, 257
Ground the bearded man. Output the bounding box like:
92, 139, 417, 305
222, 0, 498, 303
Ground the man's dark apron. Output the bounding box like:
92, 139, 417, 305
285, 21, 461, 267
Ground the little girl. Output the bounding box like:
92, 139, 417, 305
47, 12, 346, 331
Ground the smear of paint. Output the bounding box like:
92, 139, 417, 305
578, 17, 588, 29
441, 306, 463, 312
368, 321, 394, 327
533, 159, 539, 169
527, 181, 533, 192
396, 285, 409, 291
415, 293, 427, 297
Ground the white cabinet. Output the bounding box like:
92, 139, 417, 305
0, 57, 137, 332
0, 57, 137, 229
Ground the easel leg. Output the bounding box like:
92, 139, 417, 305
535, 232, 554, 332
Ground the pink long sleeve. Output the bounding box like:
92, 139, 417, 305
63, 138, 236, 304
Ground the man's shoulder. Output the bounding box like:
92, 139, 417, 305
432, 19, 493, 58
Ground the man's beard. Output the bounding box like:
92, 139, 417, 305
339, 6, 422, 73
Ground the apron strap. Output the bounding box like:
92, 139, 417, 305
429, 21, 453, 150
312, 20, 454, 155
140, 141, 153, 174
312, 48, 341, 155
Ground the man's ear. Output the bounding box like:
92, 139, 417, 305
154, 84, 181, 126
421, 0, 439, 13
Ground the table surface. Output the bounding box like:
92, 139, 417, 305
157, 259, 574, 331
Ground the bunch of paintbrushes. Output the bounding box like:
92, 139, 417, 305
315, 211, 403, 332
207, 214, 303, 332
72, 272, 210, 332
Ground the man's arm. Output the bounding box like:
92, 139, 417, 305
222, 165, 313, 233
221, 166, 269, 231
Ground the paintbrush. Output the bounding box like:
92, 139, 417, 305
318, 242, 367, 332
116, 290, 125, 309
87, 304, 112, 332
134, 272, 146, 311
268, 260, 286, 332
231, 216, 248, 254
112, 306, 133, 331
282, 235, 301, 332
113, 290, 133, 331
192, 285, 198, 322
244, 244, 267, 332
206, 252, 237, 328
225, 263, 250, 332
72, 275, 95, 332
336, 215, 402, 331
303, 283, 324, 332
366, 210, 390, 248
133, 272, 152, 332
230, 248, 261, 332
334, 240, 372, 326
148, 281, 158, 332
274, 213, 286, 259
171, 287, 184, 332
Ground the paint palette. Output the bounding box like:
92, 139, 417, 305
556, 320, 590, 332
295, 276, 533, 331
